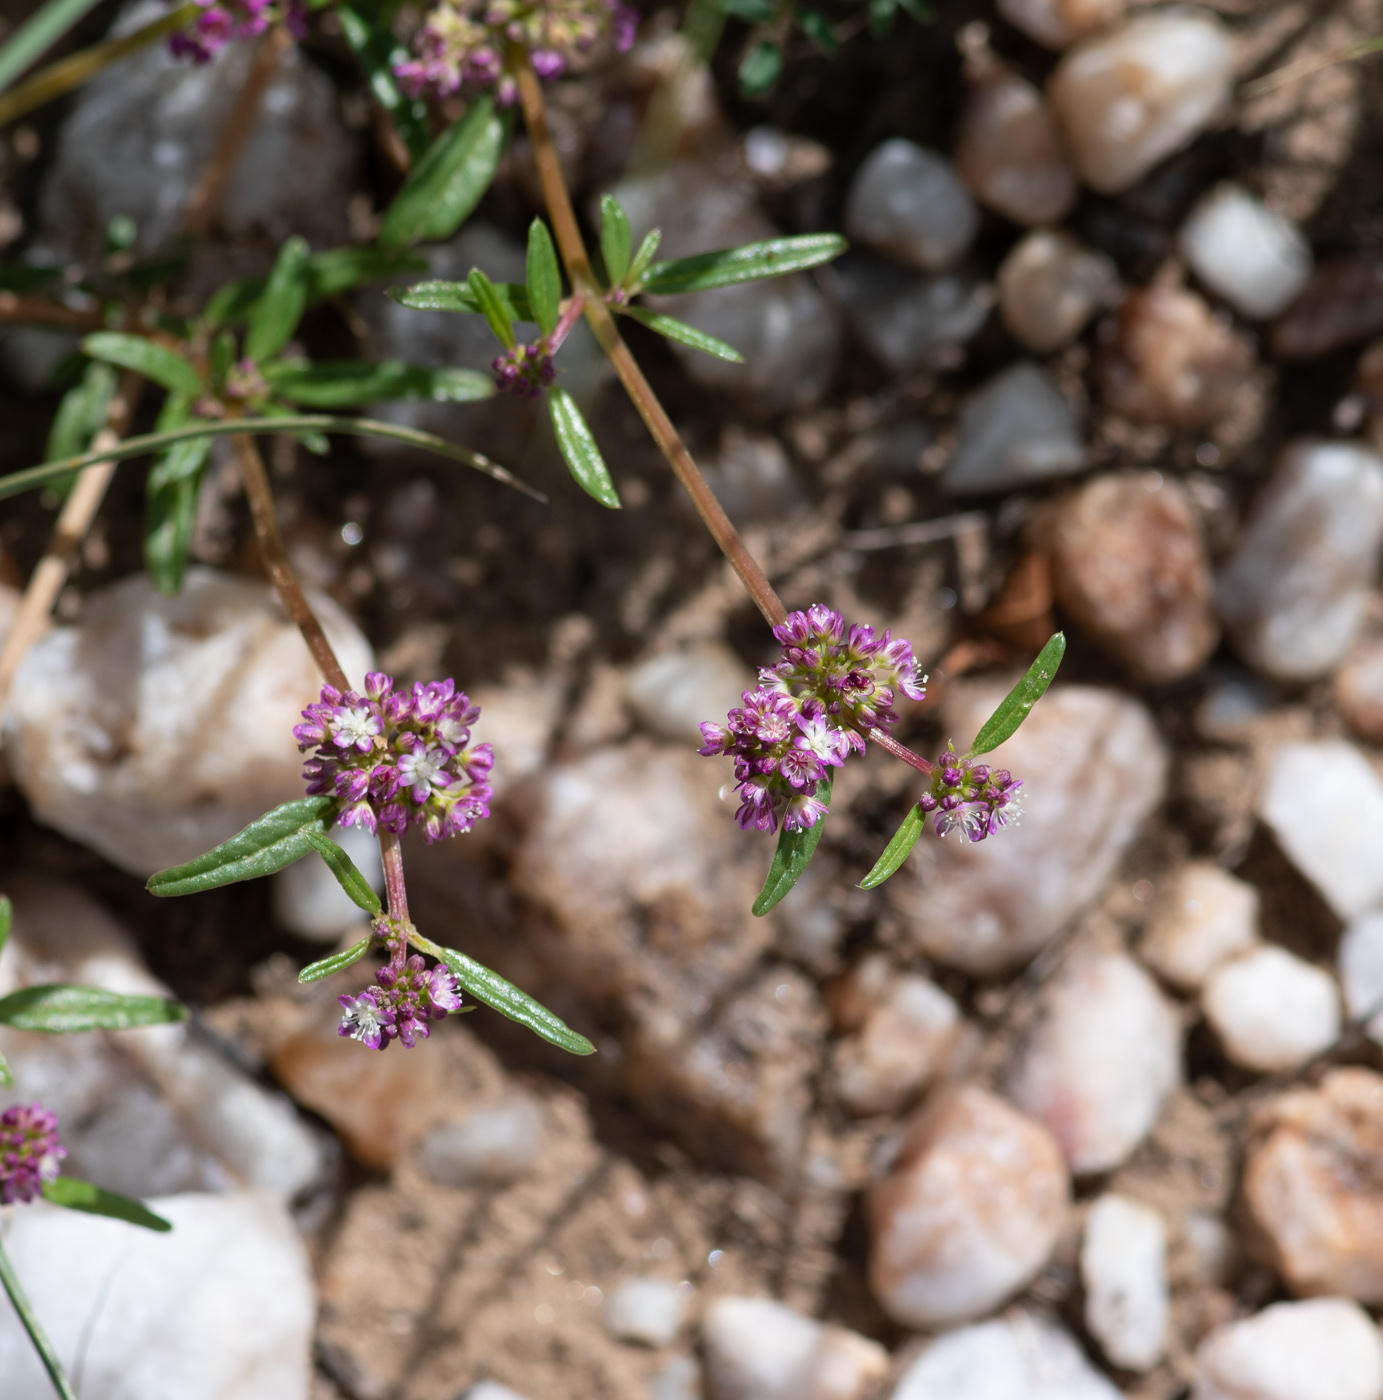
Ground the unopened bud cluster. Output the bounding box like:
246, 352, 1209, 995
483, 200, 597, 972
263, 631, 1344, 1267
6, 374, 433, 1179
492, 342, 556, 397
699, 605, 926, 834
0, 1103, 65, 1206
338, 932, 464, 1052
169, 0, 306, 63
918, 747, 1023, 842
296, 672, 493, 842
196, 357, 270, 420
396, 0, 637, 102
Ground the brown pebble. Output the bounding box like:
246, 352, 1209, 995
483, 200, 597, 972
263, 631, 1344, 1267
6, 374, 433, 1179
1270, 259, 1383, 361
1335, 634, 1383, 742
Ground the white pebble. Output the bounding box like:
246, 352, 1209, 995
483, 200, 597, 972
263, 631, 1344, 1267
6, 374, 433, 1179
1008, 952, 1181, 1174
868, 1086, 1069, 1327
998, 0, 1125, 50
463, 1386, 534, 1400
997, 230, 1119, 353
625, 643, 753, 748
1202, 946, 1341, 1073
604, 1277, 686, 1348
1081, 1194, 1169, 1372
1140, 862, 1261, 992
845, 140, 979, 272
1194, 1298, 1383, 1400
1180, 183, 1313, 320
1048, 9, 1235, 195
1340, 911, 1383, 1043
892, 1311, 1121, 1400
1256, 740, 1383, 922
417, 1099, 545, 1187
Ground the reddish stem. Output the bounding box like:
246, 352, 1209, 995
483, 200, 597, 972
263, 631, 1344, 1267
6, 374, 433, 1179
379, 829, 410, 925
867, 728, 937, 775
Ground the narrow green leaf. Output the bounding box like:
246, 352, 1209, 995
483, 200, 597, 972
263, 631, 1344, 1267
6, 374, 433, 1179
245, 236, 311, 364
738, 39, 782, 96
0, 1243, 77, 1400
0, 894, 10, 956
622, 306, 743, 362
386, 278, 533, 322
337, 0, 431, 162
305, 829, 381, 915
868, 0, 896, 34
209, 327, 235, 391
468, 268, 516, 350
0, 414, 544, 503
80, 331, 202, 396
144, 436, 211, 595
0, 1050, 11, 1088
525, 219, 562, 338
967, 632, 1066, 758
147, 796, 336, 897
306, 246, 429, 300
797, 8, 838, 52
45, 360, 116, 486
626, 228, 662, 288
378, 97, 503, 249
411, 931, 595, 1055
548, 388, 619, 508
599, 194, 632, 287
264, 359, 492, 408
0, 985, 188, 1033
720, 0, 777, 16
858, 803, 927, 890
299, 936, 374, 985
42, 1179, 172, 1233
752, 773, 832, 916
0, 0, 106, 95
640, 233, 847, 295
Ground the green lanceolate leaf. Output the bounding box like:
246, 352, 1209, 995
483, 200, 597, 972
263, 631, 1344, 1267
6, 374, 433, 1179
0, 1243, 77, 1400
797, 8, 838, 52
752, 772, 832, 916
245, 236, 311, 364
626, 228, 662, 288
147, 796, 337, 897
525, 219, 562, 338
640, 232, 847, 295
305, 829, 381, 915
378, 97, 504, 250
0, 894, 10, 956
738, 39, 782, 96
144, 390, 210, 595
46, 360, 117, 491
0, 1050, 11, 1088
0, 985, 187, 1032
299, 935, 373, 985
0, 0, 107, 95
386, 278, 533, 322
264, 359, 492, 407
719, 0, 776, 17
548, 388, 619, 509
337, 0, 431, 162
468, 268, 516, 350
306, 246, 429, 300
859, 802, 927, 890
967, 632, 1066, 759
599, 194, 632, 287
81, 331, 203, 396
42, 1178, 172, 1232
621, 306, 743, 362
410, 931, 595, 1055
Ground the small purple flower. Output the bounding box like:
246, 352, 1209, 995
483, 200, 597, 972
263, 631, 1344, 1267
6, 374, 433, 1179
0, 1103, 66, 1206
338, 950, 465, 1052
920, 750, 1023, 843
338, 990, 389, 1050
492, 342, 556, 398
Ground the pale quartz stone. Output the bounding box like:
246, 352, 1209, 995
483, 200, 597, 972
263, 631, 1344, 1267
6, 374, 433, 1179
417, 1099, 545, 1187
0, 1194, 314, 1400
1202, 947, 1341, 1073
892, 1312, 1121, 1400
604, 1277, 687, 1348
831, 973, 964, 1116
891, 685, 1167, 976
271, 821, 384, 943
625, 643, 753, 748
1081, 1194, 1170, 1371
1339, 912, 1383, 1044
650, 1358, 701, 1400
1335, 635, 1383, 742
1218, 441, 1383, 680
2, 568, 374, 878
1140, 862, 1261, 991
1243, 1069, 1383, 1301
464, 1386, 534, 1400
998, 0, 1125, 50
1180, 183, 1313, 320
1046, 470, 1219, 683
955, 66, 1076, 226
1097, 285, 1257, 431
1048, 10, 1236, 195
1256, 741, 1383, 922
997, 230, 1119, 353
943, 361, 1085, 494
868, 1086, 1069, 1327
1008, 952, 1181, 1173
1194, 1298, 1383, 1400
702, 1296, 888, 1400
844, 140, 979, 272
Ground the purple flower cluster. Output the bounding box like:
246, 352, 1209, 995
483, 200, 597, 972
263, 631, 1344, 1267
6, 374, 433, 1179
0, 1103, 66, 1206
492, 343, 556, 397
169, 0, 306, 63
917, 748, 1023, 842
295, 672, 493, 843
339, 953, 463, 1051
699, 605, 927, 834
395, 0, 637, 103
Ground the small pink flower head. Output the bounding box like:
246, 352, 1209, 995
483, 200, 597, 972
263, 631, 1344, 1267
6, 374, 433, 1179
428, 965, 464, 1014
0, 1103, 66, 1205
922, 749, 1023, 842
